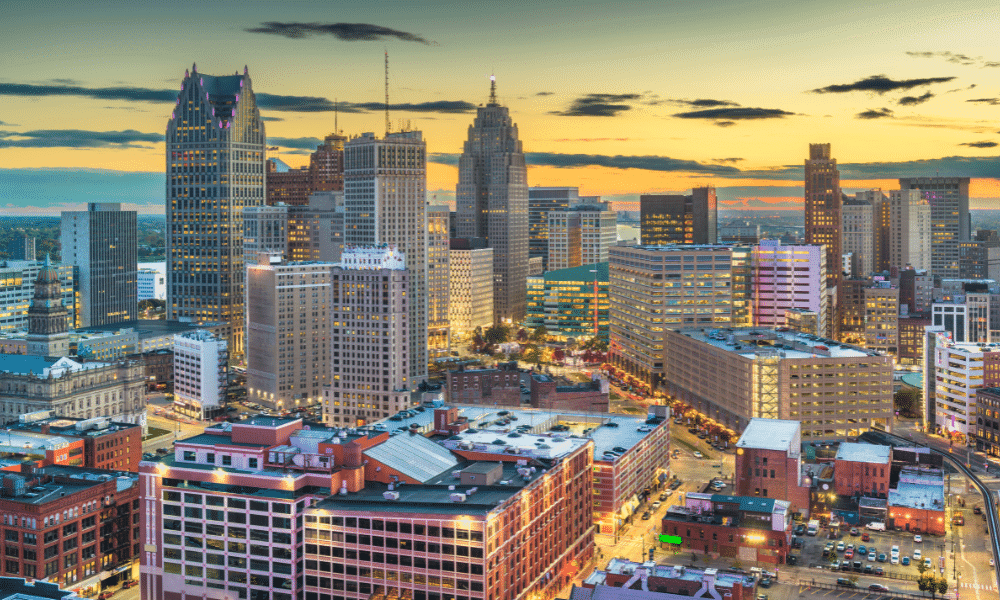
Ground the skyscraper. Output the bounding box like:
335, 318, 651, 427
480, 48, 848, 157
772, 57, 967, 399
804, 144, 842, 288
266, 132, 346, 205
60, 202, 137, 327
899, 177, 971, 277
344, 131, 427, 382
427, 205, 451, 357
841, 196, 874, 277
449, 239, 494, 339
547, 203, 617, 270
165, 64, 266, 356
888, 189, 931, 271
456, 79, 529, 322
855, 189, 890, 273
639, 187, 717, 245
528, 186, 581, 269
751, 241, 827, 335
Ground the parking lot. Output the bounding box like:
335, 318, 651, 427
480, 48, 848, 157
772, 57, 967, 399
796, 524, 952, 580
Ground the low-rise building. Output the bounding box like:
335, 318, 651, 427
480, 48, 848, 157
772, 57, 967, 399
975, 387, 1000, 456
530, 373, 609, 412
887, 464, 945, 535
834, 442, 891, 498
9, 412, 143, 472
574, 559, 757, 600
0, 577, 76, 600
525, 262, 609, 342
733, 419, 810, 515
172, 330, 227, 420
445, 362, 524, 407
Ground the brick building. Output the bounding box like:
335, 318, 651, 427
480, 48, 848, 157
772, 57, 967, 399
975, 387, 1000, 456
529, 374, 609, 412
575, 559, 757, 600
734, 419, 810, 516
9, 413, 143, 472
445, 363, 523, 407
834, 443, 891, 497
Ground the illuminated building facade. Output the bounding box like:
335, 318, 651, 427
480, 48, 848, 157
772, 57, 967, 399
427, 205, 451, 357
639, 187, 717, 245
448, 241, 494, 339
804, 144, 841, 288
751, 241, 827, 335
525, 262, 609, 342
898, 177, 970, 278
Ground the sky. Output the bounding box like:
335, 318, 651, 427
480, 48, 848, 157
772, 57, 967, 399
3, 0, 1000, 215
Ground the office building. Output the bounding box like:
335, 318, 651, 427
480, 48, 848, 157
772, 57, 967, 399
345, 131, 428, 382
172, 329, 228, 420
734, 419, 810, 514
639, 187, 717, 245
548, 204, 617, 270
836, 278, 868, 344
899, 177, 970, 278
804, 144, 842, 287
608, 245, 750, 393
287, 192, 346, 263
10, 412, 143, 472
246, 255, 332, 411
266, 133, 345, 206
959, 239, 1000, 280
899, 268, 933, 314
5, 236, 35, 261
0, 260, 74, 336
664, 328, 893, 439
456, 81, 530, 322
427, 205, 451, 357
864, 281, 899, 357
784, 308, 819, 336
449, 239, 494, 339
932, 292, 991, 343
719, 220, 761, 244
136, 262, 166, 301
931, 340, 1000, 442
242, 204, 289, 263
324, 246, 412, 426
165, 64, 266, 357
842, 196, 874, 277
527, 256, 544, 276
856, 189, 890, 273
898, 313, 932, 366
528, 187, 580, 269
975, 387, 1000, 456
526, 262, 609, 342
886, 189, 932, 272
751, 241, 827, 334
60, 203, 137, 328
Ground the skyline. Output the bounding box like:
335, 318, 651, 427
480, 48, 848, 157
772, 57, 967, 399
4, 0, 1000, 214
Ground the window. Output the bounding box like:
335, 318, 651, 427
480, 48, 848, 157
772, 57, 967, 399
248, 458, 258, 469
221, 455, 232, 466
183, 451, 196, 462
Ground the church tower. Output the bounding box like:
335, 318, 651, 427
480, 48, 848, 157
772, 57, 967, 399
26, 255, 69, 357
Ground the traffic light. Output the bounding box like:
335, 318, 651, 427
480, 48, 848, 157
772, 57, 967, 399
649, 547, 655, 561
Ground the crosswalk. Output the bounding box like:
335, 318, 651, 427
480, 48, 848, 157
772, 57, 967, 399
960, 582, 997, 591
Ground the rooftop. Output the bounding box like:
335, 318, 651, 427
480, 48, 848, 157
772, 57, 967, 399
676, 328, 875, 360
0, 576, 76, 599
836, 442, 891, 464
736, 419, 800, 452
589, 558, 754, 589
889, 467, 944, 511
75, 318, 224, 340
0, 466, 136, 506
531, 262, 608, 283
363, 433, 459, 483
0, 355, 106, 377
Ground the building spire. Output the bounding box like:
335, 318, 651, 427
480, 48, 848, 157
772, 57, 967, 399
489, 74, 497, 106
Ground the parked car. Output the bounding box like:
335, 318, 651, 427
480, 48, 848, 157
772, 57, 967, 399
864, 564, 874, 575
641, 511, 652, 520
693, 451, 703, 458
850, 527, 860, 536
123, 580, 139, 589
836, 579, 856, 588
857, 545, 867, 556
836, 541, 846, 552
974, 506, 983, 515
98, 593, 115, 600
861, 532, 870, 542
877, 553, 887, 563
874, 566, 884, 576
794, 524, 806, 536
652, 501, 662, 509
869, 584, 890, 592
913, 549, 921, 561
901, 556, 910, 566
924, 558, 932, 569
913, 534, 923, 543
659, 492, 669, 501
758, 578, 772, 589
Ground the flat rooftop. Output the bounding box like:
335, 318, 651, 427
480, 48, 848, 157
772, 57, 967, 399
736, 419, 800, 452
440, 429, 589, 460
0, 466, 136, 506
836, 442, 891, 464
76, 319, 224, 339
675, 328, 874, 360
585, 559, 754, 589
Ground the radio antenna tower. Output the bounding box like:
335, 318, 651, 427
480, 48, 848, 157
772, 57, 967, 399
384, 50, 390, 136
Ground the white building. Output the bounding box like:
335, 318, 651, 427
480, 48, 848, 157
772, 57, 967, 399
931, 340, 1000, 440
449, 242, 494, 339
547, 204, 618, 271
137, 262, 166, 301
751, 240, 827, 334
172, 329, 228, 420
932, 293, 991, 343
889, 189, 931, 272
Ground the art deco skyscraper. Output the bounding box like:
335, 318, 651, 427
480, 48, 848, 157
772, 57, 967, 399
344, 131, 428, 383
456, 79, 529, 322
804, 144, 842, 288
165, 64, 266, 356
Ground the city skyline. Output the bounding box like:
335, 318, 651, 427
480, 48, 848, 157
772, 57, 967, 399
4, 0, 1000, 214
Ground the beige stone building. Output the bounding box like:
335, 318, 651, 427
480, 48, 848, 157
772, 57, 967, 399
864, 283, 899, 358
427, 205, 451, 357
664, 328, 893, 440
449, 240, 494, 339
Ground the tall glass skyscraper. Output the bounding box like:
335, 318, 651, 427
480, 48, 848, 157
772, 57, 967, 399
456, 80, 529, 322
165, 64, 266, 357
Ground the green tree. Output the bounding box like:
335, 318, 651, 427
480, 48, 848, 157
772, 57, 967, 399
524, 346, 541, 366
484, 323, 512, 346
918, 573, 947, 600
530, 325, 548, 342
935, 578, 948, 598
916, 560, 928, 576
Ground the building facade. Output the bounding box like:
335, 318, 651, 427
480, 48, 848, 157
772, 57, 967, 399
136, 263, 166, 302
456, 82, 529, 322
975, 387, 1000, 456
864, 283, 899, 358
751, 241, 827, 334
733, 419, 810, 515
266, 133, 345, 206
525, 262, 609, 342
449, 240, 494, 339
931, 341, 1000, 442
547, 205, 616, 270
0, 260, 74, 336
345, 131, 428, 383
60, 203, 137, 328
172, 330, 228, 420
165, 64, 266, 356
5, 236, 35, 262
246, 255, 332, 411
898, 177, 970, 278
528, 187, 580, 270
888, 189, 932, 272
639, 187, 717, 245
427, 205, 451, 357
804, 144, 842, 288
842, 196, 874, 277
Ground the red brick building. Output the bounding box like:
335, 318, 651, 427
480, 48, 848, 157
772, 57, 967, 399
834, 442, 891, 497
10, 416, 143, 472
734, 419, 811, 516
445, 363, 523, 407
530, 374, 609, 412
576, 559, 758, 600
266, 134, 345, 206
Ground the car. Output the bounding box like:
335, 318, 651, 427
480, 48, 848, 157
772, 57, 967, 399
823, 544, 833, 558
868, 552, 876, 562
613, 446, 627, 453
924, 558, 932, 569
688, 427, 699, 434
156, 447, 170, 455
757, 595, 768, 600
659, 492, 669, 501
674, 418, 684, 425
794, 524, 806, 536
664, 490, 674, 498
850, 527, 860, 536
836, 578, 857, 588
975, 506, 983, 515
861, 532, 870, 542
874, 566, 884, 576
877, 553, 887, 563
869, 584, 890, 592
652, 501, 662, 509
890, 555, 899, 565
637, 425, 653, 432
864, 564, 874, 575
837, 541, 846, 552
98, 593, 115, 600
604, 422, 619, 428
844, 549, 854, 560
901, 557, 910, 566
913, 534, 922, 543
693, 451, 703, 458
758, 578, 772, 588
991, 558, 995, 567
866, 521, 886, 531
712, 482, 727, 489
123, 581, 138, 589
641, 511, 652, 520
913, 549, 921, 561
787, 554, 798, 565
857, 545, 867, 556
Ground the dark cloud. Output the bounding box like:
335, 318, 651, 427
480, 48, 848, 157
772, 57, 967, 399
967, 98, 1000, 105
256, 93, 344, 112
260, 116, 284, 122
856, 108, 894, 119
712, 157, 745, 164
672, 107, 795, 121
670, 98, 741, 108
48, 78, 81, 85
245, 22, 433, 45
907, 51, 1000, 68
0, 129, 164, 149
714, 121, 737, 127
551, 93, 643, 117
959, 141, 998, 148
809, 75, 956, 94
350, 100, 475, 113
431, 151, 740, 175
0, 82, 176, 103
898, 92, 934, 106
536, 91, 554, 96
267, 137, 323, 150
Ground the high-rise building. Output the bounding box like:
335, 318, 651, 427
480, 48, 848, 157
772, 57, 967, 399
804, 144, 842, 288
165, 64, 266, 356
25, 256, 70, 358
344, 131, 428, 382
60, 203, 137, 328
456, 81, 529, 322
265, 133, 346, 206
528, 187, 580, 269
137, 262, 166, 301
855, 189, 890, 272
608, 245, 750, 392
751, 241, 827, 334
242, 204, 289, 264
449, 239, 494, 339
288, 192, 346, 263
547, 204, 617, 270
0, 259, 75, 335
639, 187, 717, 245
172, 329, 228, 420
899, 268, 933, 314
427, 205, 451, 357
930, 340, 1000, 441
899, 177, 970, 278
526, 262, 609, 342
864, 281, 900, 357
932, 292, 991, 343
888, 189, 932, 272
5, 235, 34, 261
324, 246, 413, 426
841, 196, 874, 277
246, 254, 332, 411
837, 278, 868, 344
959, 238, 1000, 280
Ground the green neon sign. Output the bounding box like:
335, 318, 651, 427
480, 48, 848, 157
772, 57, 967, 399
659, 534, 682, 544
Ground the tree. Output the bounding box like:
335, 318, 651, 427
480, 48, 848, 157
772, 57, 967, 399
894, 388, 921, 417
916, 559, 928, 577
918, 573, 948, 600
935, 578, 948, 598
530, 325, 548, 342
484, 323, 512, 346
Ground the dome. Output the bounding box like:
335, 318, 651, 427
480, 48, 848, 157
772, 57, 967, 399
36, 255, 60, 285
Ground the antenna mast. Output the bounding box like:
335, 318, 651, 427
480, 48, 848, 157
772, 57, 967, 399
489, 74, 497, 105
334, 98, 339, 135
384, 50, 390, 136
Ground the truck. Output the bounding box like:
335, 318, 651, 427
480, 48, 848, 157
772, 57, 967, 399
806, 519, 820, 536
